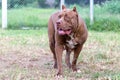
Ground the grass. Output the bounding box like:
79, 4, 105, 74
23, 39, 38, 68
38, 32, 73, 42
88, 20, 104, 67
0, 8, 57, 29
0, 6, 120, 31
8, 8, 56, 29
0, 28, 120, 79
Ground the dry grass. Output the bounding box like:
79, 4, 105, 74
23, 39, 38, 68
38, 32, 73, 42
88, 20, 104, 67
0, 28, 120, 80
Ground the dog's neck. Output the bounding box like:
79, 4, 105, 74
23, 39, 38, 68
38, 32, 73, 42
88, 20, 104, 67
68, 33, 74, 39
65, 33, 78, 49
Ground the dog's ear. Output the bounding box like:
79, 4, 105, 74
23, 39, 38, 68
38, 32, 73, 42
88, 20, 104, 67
62, 5, 66, 10
73, 6, 78, 17
73, 6, 77, 12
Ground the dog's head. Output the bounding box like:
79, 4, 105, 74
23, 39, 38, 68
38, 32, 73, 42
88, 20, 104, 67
56, 5, 79, 35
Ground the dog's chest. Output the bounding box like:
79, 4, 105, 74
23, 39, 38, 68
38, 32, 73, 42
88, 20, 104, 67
65, 34, 77, 49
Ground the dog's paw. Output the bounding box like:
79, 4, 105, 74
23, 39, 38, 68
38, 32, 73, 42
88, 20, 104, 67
54, 64, 58, 69
55, 73, 63, 79
57, 72, 62, 76
76, 69, 81, 73
72, 66, 77, 71
72, 68, 81, 74
72, 67, 81, 73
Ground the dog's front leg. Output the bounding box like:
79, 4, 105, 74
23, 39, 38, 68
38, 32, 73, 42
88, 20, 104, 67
55, 43, 64, 76
65, 49, 72, 68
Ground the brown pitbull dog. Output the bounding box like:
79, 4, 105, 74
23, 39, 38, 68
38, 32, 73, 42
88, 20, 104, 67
48, 5, 88, 76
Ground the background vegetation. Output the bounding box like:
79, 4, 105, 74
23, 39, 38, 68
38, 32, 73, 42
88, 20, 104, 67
0, 0, 120, 31
6, 0, 110, 9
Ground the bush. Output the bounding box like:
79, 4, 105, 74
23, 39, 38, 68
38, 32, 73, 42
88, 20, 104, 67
86, 17, 120, 32
102, 0, 120, 14
0, 7, 120, 32
72, 4, 120, 32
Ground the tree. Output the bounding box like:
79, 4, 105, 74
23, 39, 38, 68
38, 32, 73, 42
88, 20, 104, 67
65, 0, 79, 5
37, 0, 47, 8
65, 0, 111, 6
55, 0, 60, 8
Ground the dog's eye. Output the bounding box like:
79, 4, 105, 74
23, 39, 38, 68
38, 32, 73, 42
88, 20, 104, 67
58, 15, 62, 18
64, 17, 70, 22
64, 14, 71, 22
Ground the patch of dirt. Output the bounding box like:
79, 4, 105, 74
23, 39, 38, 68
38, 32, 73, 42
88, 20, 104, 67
0, 42, 55, 79
0, 48, 52, 69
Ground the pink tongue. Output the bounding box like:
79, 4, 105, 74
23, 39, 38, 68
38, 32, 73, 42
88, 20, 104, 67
65, 30, 71, 35
58, 30, 66, 35
58, 30, 71, 35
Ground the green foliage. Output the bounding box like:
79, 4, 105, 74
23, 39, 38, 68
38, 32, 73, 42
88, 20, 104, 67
1, 2, 120, 31
37, 0, 47, 8
102, 0, 120, 14
85, 16, 120, 32
65, 0, 80, 5
70, 4, 120, 32
83, 0, 120, 31
111, 73, 120, 80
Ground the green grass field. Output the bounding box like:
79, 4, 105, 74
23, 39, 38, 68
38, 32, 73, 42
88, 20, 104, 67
0, 28, 120, 80
0, 6, 120, 31
7, 8, 57, 29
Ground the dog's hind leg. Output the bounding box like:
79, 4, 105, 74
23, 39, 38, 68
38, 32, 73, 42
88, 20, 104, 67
72, 44, 83, 71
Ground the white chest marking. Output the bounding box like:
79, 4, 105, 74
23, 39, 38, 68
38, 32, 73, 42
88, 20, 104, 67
66, 34, 77, 49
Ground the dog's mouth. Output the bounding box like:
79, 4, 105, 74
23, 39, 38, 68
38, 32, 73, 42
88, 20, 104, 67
58, 28, 72, 35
